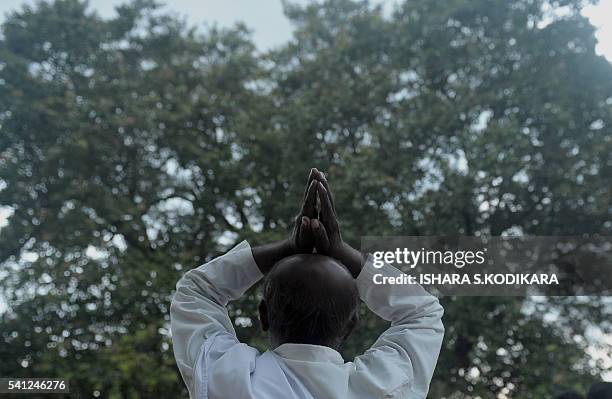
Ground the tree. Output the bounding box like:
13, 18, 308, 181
0, 1, 265, 396
0, 0, 610, 397
270, 1, 612, 396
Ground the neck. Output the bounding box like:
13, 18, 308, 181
270, 337, 339, 350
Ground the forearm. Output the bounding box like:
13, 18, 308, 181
357, 258, 444, 324
251, 238, 296, 274
170, 241, 263, 373
335, 242, 366, 279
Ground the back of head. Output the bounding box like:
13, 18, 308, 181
263, 254, 359, 349
588, 382, 612, 399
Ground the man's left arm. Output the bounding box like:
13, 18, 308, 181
170, 169, 319, 395
170, 240, 262, 395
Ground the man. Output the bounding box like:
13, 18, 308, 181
170, 168, 445, 398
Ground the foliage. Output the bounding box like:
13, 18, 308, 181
0, 0, 610, 397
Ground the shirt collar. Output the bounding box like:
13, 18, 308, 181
273, 343, 345, 365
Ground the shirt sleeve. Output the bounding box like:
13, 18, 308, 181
353, 257, 445, 398
170, 240, 263, 397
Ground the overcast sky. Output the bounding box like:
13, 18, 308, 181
0, 0, 611, 59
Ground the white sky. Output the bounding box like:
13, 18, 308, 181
0, 0, 610, 58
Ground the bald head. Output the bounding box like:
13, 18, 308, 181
271, 254, 356, 294
261, 254, 359, 349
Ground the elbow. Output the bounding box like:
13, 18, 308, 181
173, 268, 199, 298
434, 298, 444, 321
433, 301, 445, 338
434, 299, 445, 329
423, 298, 445, 336
422, 295, 444, 321
169, 293, 181, 316
170, 272, 196, 315
169, 290, 185, 323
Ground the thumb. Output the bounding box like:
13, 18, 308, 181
298, 216, 314, 251
311, 219, 330, 254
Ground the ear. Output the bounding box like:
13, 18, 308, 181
340, 312, 359, 342
258, 300, 269, 332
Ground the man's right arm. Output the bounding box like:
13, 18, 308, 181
310, 172, 444, 398
354, 258, 444, 398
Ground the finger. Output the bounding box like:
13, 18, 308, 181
298, 216, 314, 250
311, 219, 330, 253
300, 216, 311, 231
316, 181, 336, 222
315, 170, 335, 211
303, 168, 318, 199
301, 179, 318, 218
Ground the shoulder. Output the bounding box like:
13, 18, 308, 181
347, 352, 415, 398
201, 332, 260, 365
194, 333, 261, 398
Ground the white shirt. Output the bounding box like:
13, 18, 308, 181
170, 241, 444, 399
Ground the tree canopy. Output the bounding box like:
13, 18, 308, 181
1, 0, 610, 397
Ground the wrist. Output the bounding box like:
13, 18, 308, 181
280, 237, 298, 257
251, 238, 297, 275
332, 241, 350, 258
333, 242, 364, 278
